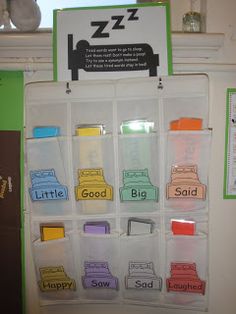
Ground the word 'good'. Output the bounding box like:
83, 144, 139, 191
75, 168, 113, 201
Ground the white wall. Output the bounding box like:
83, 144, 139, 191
23, 1, 236, 314
207, 71, 236, 314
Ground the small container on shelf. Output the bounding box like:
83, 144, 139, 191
182, 0, 202, 33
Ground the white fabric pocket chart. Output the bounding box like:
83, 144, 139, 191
25, 75, 211, 311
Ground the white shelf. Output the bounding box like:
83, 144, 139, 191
172, 32, 225, 59
0, 30, 225, 71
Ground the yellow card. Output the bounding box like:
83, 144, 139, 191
40, 224, 65, 241
75, 124, 105, 136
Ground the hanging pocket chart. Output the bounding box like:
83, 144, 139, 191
25, 75, 210, 311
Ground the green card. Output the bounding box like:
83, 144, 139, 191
0, 71, 24, 130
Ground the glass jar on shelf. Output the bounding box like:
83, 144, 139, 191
182, 0, 202, 33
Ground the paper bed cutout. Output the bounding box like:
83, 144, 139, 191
38, 266, 76, 292
166, 165, 206, 200
166, 262, 205, 295
82, 261, 118, 290
125, 261, 162, 290
29, 169, 68, 201
120, 169, 158, 201
75, 168, 113, 201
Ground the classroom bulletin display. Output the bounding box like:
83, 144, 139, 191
25, 74, 211, 311
24, 2, 211, 312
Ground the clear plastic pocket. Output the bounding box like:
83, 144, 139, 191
120, 232, 162, 302
25, 102, 68, 138
163, 95, 208, 132
116, 98, 159, 132
72, 135, 115, 215
118, 134, 160, 213
165, 131, 211, 211
27, 138, 71, 217
79, 233, 119, 301
164, 233, 208, 309
71, 100, 114, 136
33, 235, 78, 302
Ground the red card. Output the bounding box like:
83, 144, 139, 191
171, 220, 195, 235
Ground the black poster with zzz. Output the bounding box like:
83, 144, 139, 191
0, 131, 22, 313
